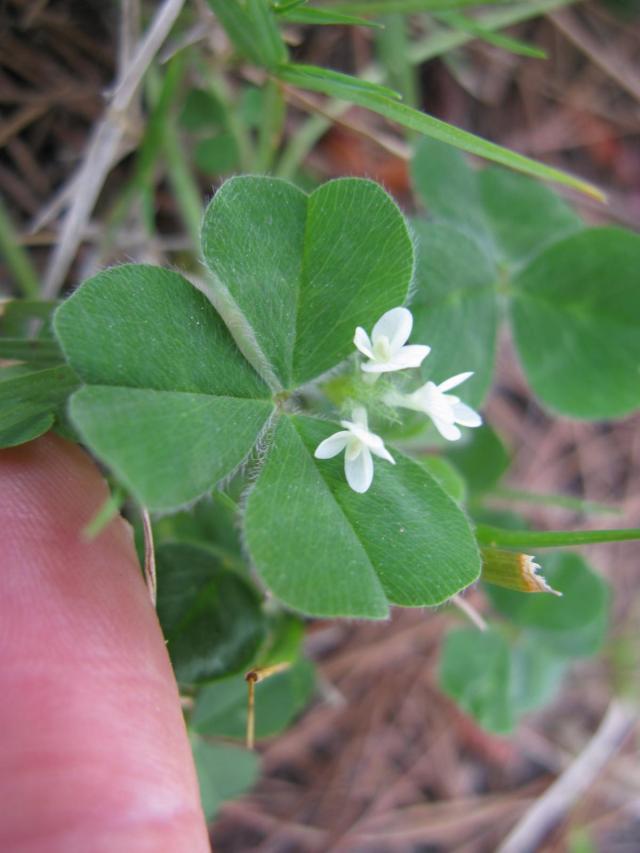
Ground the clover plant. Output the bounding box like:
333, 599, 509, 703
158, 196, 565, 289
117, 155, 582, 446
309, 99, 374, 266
2, 0, 640, 823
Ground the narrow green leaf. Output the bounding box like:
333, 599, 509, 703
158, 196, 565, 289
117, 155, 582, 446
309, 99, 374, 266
334, 90, 604, 200
244, 415, 481, 618
0, 337, 63, 367
54, 265, 273, 511
276, 62, 402, 101
201, 176, 414, 389
330, 1, 514, 12
272, 0, 308, 11
411, 221, 499, 407
436, 11, 547, 59
377, 13, 419, 109
488, 487, 621, 517
255, 78, 286, 172
476, 524, 640, 549
156, 543, 266, 684
207, 0, 287, 68
410, 0, 580, 64
191, 736, 260, 821
279, 7, 382, 27
247, 0, 288, 64
163, 115, 203, 249
0, 364, 79, 448
82, 485, 126, 540
510, 228, 640, 419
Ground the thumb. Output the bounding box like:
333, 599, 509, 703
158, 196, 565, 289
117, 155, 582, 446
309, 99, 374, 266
0, 434, 210, 853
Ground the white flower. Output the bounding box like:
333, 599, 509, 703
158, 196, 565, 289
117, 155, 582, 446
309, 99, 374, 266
354, 307, 430, 377
387, 372, 482, 441
314, 406, 395, 493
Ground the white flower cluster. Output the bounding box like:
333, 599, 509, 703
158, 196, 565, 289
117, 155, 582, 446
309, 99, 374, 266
314, 307, 482, 493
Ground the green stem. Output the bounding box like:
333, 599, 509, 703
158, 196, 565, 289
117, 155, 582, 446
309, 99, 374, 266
106, 55, 185, 240
476, 525, 640, 549
207, 75, 255, 172
488, 487, 621, 517
377, 14, 419, 112
163, 116, 204, 249
256, 78, 286, 173
276, 112, 330, 179
82, 485, 126, 540
0, 197, 40, 298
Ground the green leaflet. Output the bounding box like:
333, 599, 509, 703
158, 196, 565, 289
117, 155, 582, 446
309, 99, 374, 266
441, 554, 610, 732
439, 628, 514, 733
440, 628, 568, 733
191, 736, 260, 820
412, 142, 640, 421
0, 365, 79, 448
446, 424, 510, 494
156, 543, 266, 684
201, 176, 414, 389
54, 265, 273, 511
410, 221, 499, 407
511, 228, 640, 419
244, 415, 481, 618
412, 138, 584, 270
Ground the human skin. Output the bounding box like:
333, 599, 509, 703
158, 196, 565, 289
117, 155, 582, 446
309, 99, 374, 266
0, 434, 210, 852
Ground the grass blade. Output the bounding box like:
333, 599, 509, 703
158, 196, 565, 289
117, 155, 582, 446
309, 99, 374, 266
276, 63, 402, 101
276, 72, 604, 199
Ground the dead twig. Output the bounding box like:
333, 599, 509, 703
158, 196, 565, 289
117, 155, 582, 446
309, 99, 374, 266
497, 699, 638, 853
141, 508, 157, 606
40, 0, 185, 297
550, 9, 640, 104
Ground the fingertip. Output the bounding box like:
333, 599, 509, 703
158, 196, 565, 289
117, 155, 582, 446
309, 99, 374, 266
0, 434, 210, 852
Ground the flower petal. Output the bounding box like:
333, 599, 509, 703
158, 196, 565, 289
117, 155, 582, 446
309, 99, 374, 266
410, 383, 456, 423
452, 401, 483, 428
437, 371, 473, 393
353, 327, 373, 359
431, 416, 462, 442
345, 438, 363, 462
371, 307, 413, 352
390, 344, 431, 369
361, 361, 402, 374
314, 431, 351, 459
345, 446, 374, 493
370, 443, 395, 464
